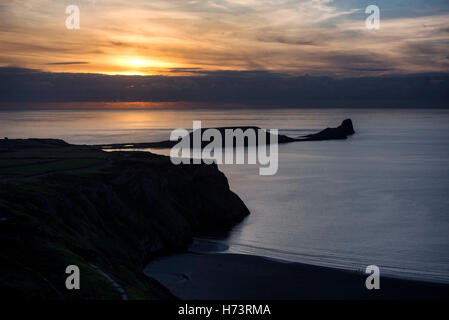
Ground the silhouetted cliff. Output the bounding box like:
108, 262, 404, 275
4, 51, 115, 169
0, 141, 249, 299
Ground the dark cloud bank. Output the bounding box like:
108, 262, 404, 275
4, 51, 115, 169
0, 67, 448, 108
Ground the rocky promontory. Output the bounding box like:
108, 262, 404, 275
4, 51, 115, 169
99, 119, 356, 150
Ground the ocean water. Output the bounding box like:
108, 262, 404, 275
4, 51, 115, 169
1, 108, 449, 283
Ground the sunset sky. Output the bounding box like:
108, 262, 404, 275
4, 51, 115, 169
0, 0, 448, 76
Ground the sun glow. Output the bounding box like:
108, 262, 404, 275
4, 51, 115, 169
125, 59, 153, 68
104, 56, 179, 75
117, 57, 174, 69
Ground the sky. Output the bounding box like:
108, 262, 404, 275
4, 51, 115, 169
0, 0, 448, 76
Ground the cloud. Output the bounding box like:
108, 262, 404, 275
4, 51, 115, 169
46, 62, 89, 65
0, 1, 448, 76
255, 31, 320, 46
1, 67, 448, 108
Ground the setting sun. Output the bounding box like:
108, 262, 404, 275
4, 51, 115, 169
119, 57, 174, 69
102, 57, 180, 75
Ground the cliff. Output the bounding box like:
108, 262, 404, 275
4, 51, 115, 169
0, 140, 249, 299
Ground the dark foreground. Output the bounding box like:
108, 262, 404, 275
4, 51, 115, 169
145, 252, 449, 300
0, 139, 249, 299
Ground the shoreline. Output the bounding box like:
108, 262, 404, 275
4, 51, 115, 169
187, 237, 449, 285
144, 251, 449, 300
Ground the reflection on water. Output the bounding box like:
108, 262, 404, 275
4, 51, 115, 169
217, 109, 449, 283
2, 107, 449, 283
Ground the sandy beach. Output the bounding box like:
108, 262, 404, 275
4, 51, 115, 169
145, 252, 449, 300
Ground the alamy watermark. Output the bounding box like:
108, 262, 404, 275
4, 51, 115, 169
365, 5, 380, 30
65, 265, 80, 290
365, 265, 380, 290
65, 5, 80, 30
170, 121, 279, 176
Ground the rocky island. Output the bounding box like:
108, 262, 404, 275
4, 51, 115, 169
99, 119, 356, 150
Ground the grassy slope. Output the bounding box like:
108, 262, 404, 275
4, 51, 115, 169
0, 139, 248, 299
0, 141, 171, 299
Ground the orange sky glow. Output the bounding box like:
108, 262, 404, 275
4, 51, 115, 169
0, 1, 448, 76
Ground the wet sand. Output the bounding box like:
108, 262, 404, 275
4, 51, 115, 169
144, 252, 449, 300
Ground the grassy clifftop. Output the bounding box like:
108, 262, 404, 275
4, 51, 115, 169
0, 139, 249, 299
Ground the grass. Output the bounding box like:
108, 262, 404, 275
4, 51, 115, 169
0, 140, 176, 299
0, 158, 105, 176
0, 146, 108, 178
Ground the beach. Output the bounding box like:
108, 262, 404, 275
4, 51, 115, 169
145, 252, 449, 300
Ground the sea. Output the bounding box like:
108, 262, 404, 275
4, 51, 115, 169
1, 107, 448, 283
